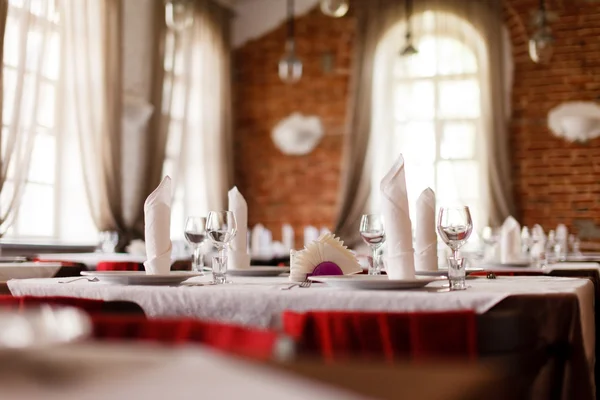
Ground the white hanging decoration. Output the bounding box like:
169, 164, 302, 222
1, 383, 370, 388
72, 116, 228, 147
548, 101, 600, 143
271, 113, 324, 155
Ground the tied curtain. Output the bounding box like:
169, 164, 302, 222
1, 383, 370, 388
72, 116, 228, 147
334, 0, 515, 245
0, 0, 53, 235
164, 0, 233, 219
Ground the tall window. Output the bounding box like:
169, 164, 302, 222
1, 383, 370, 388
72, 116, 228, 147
372, 12, 488, 231
2, 0, 61, 239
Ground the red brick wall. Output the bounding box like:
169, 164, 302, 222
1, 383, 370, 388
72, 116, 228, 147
233, 7, 354, 245
233, 1, 600, 243
505, 0, 600, 237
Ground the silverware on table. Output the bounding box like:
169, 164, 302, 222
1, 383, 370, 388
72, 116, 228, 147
281, 279, 312, 290
58, 277, 99, 284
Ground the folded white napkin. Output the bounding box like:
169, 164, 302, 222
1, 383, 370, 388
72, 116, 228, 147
415, 188, 437, 272
556, 223, 568, 250
290, 233, 361, 282
143, 176, 172, 274
251, 224, 264, 257
228, 187, 250, 270
531, 224, 546, 258
500, 216, 522, 263
282, 224, 295, 251
381, 155, 415, 279
303, 226, 319, 247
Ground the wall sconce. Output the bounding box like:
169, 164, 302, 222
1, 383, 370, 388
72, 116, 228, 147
279, 0, 302, 84
165, 0, 194, 31
320, 0, 349, 18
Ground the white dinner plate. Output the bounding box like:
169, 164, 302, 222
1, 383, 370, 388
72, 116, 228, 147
81, 271, 202, 285
307, 275, 444, 290
227, 266, 290, 277
415, 268, 484, 277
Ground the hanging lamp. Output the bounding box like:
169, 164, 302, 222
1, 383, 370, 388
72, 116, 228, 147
400, 0, 418, 56
529, 0, 555, 64
320, 0, 349, 18
278, 0, 303, 84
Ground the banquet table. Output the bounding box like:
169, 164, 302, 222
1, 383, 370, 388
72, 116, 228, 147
35, 253, 190, 270
0, 343, 516, 400
7, 275, 596, 399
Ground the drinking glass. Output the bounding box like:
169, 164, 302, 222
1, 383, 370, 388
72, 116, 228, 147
184, 216, 207, 274
212, 255, 228, 284
437, 207, 473, 290
206, 211, 237, 282
359, 214, 385, 275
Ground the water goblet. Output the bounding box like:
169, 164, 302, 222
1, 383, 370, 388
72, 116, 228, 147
359, 214, 385, 275
206, 211, 237, 283
437, 207, 473, 290
184, 216, 207, 274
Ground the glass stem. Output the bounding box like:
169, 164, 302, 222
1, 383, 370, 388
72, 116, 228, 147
452, 249, 459, 261
372, 248, 379, 273
220, 245, 227, 261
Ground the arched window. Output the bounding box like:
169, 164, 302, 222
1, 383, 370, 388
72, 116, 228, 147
371, 11, 489, 232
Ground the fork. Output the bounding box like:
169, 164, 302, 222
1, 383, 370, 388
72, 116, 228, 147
281, 279, 312, 290
59, 277, 100, 284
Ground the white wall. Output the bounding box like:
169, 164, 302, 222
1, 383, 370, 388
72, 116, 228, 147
232, 0, 320, 48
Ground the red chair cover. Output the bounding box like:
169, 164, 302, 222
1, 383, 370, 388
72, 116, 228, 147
91, 315, 278, 360
470, 271, 543, 277
96, 261, 141, 271
0, 295, 145, 316
283, 310, 478, 362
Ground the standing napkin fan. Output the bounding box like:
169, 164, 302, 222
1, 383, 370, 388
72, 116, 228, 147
290, 233, 361, 282
143, 176, 172, 274
500, 216, 522, 264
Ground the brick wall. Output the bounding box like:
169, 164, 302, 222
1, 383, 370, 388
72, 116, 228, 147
505, 0, 600, 239
233, 1, 600, 244
233, 7, 353, 245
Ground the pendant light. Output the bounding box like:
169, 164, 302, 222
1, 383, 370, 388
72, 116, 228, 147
165, 0, 194, 31
400, 0, 418, 57
320, 0, 349, 18
278, 0, 302, 84
529, 0, 554, 64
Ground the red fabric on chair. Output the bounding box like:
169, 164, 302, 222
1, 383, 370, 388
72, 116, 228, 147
282, 310, 478, 362
0, 295, 145, 316
469, 271, 543, 277
96, 261, 141, 271
91, 315, 279, 360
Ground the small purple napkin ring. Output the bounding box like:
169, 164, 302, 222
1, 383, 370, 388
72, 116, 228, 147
307, 261, 343, 277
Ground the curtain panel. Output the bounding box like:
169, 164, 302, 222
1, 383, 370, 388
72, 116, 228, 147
334, 0, 514, 245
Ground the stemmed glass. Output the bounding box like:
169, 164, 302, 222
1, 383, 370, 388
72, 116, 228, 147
437, 207, 473, 290
206, 211, 237, 284
359, 214, 386, 275
184, 217, 207, 274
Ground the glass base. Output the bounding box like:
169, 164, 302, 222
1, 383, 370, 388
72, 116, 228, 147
449, 278, 467, 291
212, 272, 228, 284
368, 268, 381, 276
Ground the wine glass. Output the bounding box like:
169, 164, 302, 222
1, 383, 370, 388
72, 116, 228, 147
206, 211, 237, 282
184, 216, 207, 274
437, 207, 473, 260
99, 231, 119, 253
359, 214, 385, 275
437, 207, 473, 291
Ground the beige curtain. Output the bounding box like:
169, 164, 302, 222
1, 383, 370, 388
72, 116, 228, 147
128, 0, 168, 237
167, 0, 233, 217
0, 0, 52, 234
62, 0, 125, 233
334, 0, 514, 244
